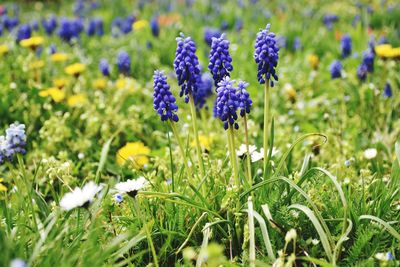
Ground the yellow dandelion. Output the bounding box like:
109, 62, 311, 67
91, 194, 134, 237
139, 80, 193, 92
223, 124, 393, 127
284, 83, 296, 103
65, 63, 86, 76
133, 19, 149, 31
191, 135, 213, 151
116, 77, 136, 91
30, 60, 45, 69
116, 142, 151, 169
388, 47, 400, 58
93, 78, 107, 90
116, 77, 126, 89
307, 54, 319, 70
20, 36, 44, 49
39, 87, 66, 103
53, 78, 68, 88
0, 45, 9, 55
67, 93, 87, 107
51, 53, 69, 62
375, 44, 392, 58
0, 178, 7, 192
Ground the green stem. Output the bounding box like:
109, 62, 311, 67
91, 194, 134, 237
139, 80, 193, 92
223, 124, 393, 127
228, 126, 239, 188
263, 81, 270, 179
188, 93, 205, 178
243, 114, 252, 187
169, 120, 193, 180
17, 155, 39, 231
133, 199, 159, 267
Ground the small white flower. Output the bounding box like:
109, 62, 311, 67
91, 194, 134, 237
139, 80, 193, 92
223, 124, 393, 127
251, 147, 279, 162
10, 258, 27, 267
115, 176, 148, 198
375, 252, 392, 261
364, 148, 377, 159
251, 149, 264, 162
78, 153, 85, 159
236, 144, 257, 157
10, 82, 17, 89
60, 181, 102, 211
311, 239, 320, 245
285, 228, 297, 243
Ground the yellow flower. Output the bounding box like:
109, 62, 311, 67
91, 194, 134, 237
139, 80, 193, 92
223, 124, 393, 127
375, 44, 392, 58
20, 36, 44, 49
307, 54, 319, 70
133, 19, 149, 31
0, 178, 7, 192
93, 78, 107, 90
284, 83, 296, 103
53, 78, 68, 88
0, 45, 9, 55
39, 87, 66, 102
65, 63, 86, 76
116, 142, 151, 169
51, 53, 69, 62
192, 135, 213, 151
30, 60, 45, 69
116, 77, 135, 91
67, 93, 87, 107
388, 47, 400, 58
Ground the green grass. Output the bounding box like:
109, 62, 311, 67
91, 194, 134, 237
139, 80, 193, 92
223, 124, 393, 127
0, 0, 399, 266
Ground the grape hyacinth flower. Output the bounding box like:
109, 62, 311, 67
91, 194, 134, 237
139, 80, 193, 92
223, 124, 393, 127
4, 16, 19, 32
95, 18, 104, 36
153, 70, 179, 122
236, 80, 252, 117
174, 33, 204, 176
173, 33, 201, 103
356, 63, 367, 82
116, 51, 131, 76
383, 82, 392, 98
322, 14, 338, 30
87, 19, 96, 36
42, 16, 57, 35
215, 77, 239, 130
208, 33, 233, 87
254, 23, 279, 179
0, 122, 27, 165
341, 34, 352, 58
362, 50, 374, 72
16, 24, 31, 43
215, 77, 240, 186
254, 24, 279, 86
194, 72, 213, 110
58, 18, 84, 43
99, 59, 110, 76
330, 60, 342, 79
204, 27, 222, 46
150, 16, 159, 37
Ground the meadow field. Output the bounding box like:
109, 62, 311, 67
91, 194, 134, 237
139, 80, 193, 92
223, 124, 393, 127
0, 0, 399, 266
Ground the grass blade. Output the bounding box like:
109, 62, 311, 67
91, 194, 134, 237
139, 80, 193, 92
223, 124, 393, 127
289, 204, 333, 261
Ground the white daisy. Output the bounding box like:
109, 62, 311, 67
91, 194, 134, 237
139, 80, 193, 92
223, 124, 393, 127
364, 148, 377, 159
60, 181, 102, 211
115, 176, 148, 198
236, 144, 257, 157
251, 147, 279, 162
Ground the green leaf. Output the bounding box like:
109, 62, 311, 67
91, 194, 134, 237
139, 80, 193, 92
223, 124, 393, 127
289, 204, 333, 261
